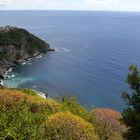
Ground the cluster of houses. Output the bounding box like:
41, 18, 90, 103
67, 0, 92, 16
0, 25, 16, 32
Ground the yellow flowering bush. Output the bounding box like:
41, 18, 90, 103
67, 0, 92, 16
44, 112, 99, 140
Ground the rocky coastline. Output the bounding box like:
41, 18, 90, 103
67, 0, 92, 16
0, 26, 54, 86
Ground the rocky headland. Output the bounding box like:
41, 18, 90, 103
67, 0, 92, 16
0, 26, 54, 82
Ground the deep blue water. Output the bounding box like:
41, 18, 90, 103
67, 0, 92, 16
1, 11, 140, 111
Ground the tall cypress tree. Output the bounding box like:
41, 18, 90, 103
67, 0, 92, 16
122, 65, 140, 140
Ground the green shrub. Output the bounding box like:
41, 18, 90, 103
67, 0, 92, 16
0, 102, 46, 140
61, 96, 95, 124
44, 112, 99, 140
20, 89, 38, 96
0, 88, 126, 140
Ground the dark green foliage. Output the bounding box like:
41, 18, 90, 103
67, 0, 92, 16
122, 65, 140, 140
0, 28, 49, 52
0, 27, 50, 70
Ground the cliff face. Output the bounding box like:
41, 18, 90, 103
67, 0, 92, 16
0, 26, 53, 78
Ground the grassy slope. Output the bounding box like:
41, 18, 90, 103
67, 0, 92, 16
0, 88, 124, 140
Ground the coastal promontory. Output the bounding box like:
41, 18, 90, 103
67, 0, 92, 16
0, 26, 54, 79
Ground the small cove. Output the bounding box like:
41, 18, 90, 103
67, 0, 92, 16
2, 11, 140, 111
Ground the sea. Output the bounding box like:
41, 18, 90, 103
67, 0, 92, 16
1, 10, 140, 111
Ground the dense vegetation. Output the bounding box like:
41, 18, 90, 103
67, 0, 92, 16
122, 65, 140, 140
0, 27, 50, 53
0, 26, 53, 74
0, 88, 124, 140
94, 109, 126, 140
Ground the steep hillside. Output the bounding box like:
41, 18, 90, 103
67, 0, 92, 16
0, 26, 54, 78
0, 87, 125, 140
0, 87, 98, 140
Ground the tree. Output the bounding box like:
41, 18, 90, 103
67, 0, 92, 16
122, 65, 140, 140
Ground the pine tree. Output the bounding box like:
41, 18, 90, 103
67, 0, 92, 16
122, 65, 140, 140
